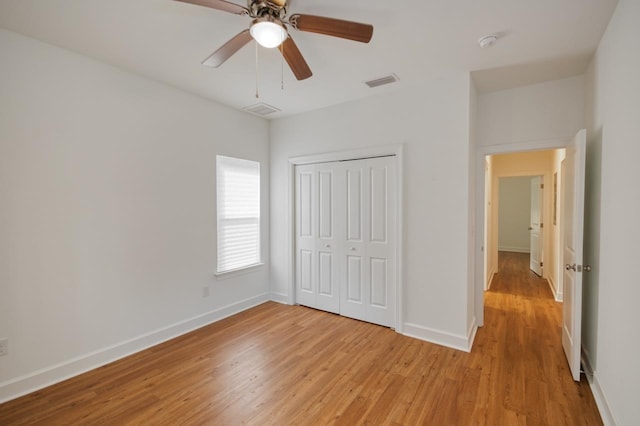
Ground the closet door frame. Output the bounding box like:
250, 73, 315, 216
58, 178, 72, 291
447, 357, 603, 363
287, 144, 405, 332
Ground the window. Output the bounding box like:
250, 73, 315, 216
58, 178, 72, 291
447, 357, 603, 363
216, 155, 261, 274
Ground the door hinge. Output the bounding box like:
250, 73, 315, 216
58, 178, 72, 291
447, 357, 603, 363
541, 183, 544, 189
540, 261, 544, 268
540, 223, 544, 228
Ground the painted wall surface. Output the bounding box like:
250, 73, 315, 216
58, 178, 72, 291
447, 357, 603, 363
466, 80, 477, 333
497, 177, 531, 253
270, 74, 474, 348
584, 0, 640, 423
477, 75, 585, 147
0, 29, 270, 401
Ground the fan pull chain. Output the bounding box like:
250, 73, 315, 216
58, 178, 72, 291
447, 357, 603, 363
255, 41, 259, 99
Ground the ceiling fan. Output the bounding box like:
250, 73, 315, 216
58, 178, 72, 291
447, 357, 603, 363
175, 0, 374, 80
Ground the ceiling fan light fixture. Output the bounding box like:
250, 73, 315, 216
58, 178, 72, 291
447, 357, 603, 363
250, 17, 287, 48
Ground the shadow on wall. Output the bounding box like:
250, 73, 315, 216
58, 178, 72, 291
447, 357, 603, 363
582, 126, 603, 371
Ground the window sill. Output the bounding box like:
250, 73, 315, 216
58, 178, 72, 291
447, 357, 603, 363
215, 263, 264, 281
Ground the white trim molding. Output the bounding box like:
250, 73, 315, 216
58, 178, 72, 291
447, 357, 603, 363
547, 276, 563, 302
497, 246, 530, 253
287, 144, 405, 333
269, 292, 290, 305
474, 137, 573, 327
403, 318, 478, 353
0, 294, 270, 404
582, 348, 617, 426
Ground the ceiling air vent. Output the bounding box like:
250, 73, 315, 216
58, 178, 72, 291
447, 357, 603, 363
242, 102, 281, 117
364, 73, 399, 88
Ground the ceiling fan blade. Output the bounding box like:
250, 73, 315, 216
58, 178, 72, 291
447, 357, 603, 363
174, 0, 249, 16
289, 14, 373, 43
280, 36, 312, 80
202, 29, 253, 68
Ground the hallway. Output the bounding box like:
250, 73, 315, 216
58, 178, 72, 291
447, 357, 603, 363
478, 251, 601, 424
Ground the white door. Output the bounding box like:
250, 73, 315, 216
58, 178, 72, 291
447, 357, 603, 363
562, 129, 587, 382
295, 163, 340, 314
295, 156, 396, 328
529, 176, 543, 276
339, 156, 396, 327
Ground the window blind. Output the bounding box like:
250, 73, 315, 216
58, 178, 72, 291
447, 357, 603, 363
216, 155, 261, 273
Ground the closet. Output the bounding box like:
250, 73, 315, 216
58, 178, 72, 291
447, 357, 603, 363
295, 155, 397, 327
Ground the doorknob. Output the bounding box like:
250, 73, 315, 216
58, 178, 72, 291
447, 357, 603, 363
325, 244, 331, 248
566, 264, 591, 272
350, 247, 356, 251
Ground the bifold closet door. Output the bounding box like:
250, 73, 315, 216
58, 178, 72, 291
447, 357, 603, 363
340, 156, 396, 327
295, 163, 340, 314
295, 156, 396, 328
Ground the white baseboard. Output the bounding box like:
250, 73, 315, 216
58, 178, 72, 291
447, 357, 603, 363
466, 319, 478, 351
498, 246, 530, 253
269, 292, 291, 305
403, 319, 477, 353
486, 268, 496, 290
0, 293, 270, 404
547, 276, 563, 302
582, 347, 617, 426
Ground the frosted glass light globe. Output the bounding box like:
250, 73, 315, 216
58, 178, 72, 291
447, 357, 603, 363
250, 20, 287, 48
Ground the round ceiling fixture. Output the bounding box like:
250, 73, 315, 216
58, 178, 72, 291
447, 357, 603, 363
250, 17, 288, 48
478, 34, 498, 49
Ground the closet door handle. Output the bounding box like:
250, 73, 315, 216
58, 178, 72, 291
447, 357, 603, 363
325, 244, 331, 248
350, 247, 356, 251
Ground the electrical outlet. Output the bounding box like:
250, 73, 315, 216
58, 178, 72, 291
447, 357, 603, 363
0, 338, 7, 356
202, 285, 210, 298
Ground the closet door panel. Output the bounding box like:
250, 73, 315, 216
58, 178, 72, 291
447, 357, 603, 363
295, 166, 316, 308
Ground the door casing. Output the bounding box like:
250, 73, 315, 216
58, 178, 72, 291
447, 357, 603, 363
475, 137, 572, 327
529, 176, 544, 276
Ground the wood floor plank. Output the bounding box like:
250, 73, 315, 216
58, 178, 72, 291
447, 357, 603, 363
0, 252, 602, 425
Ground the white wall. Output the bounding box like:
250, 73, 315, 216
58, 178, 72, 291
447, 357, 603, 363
497, 177, 531, 253
467, 79, 478, 334
584, 0, 640, 424
270, 74, 476, 350
477, 75, 585, 147
0, 29, 270, 402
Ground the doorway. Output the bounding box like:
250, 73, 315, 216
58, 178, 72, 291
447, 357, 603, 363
483, 149, 565, 300
496, 175, 543, 280
475, 132, 587, 382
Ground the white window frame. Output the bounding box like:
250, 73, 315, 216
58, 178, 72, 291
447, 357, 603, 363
216, 155, 262, 275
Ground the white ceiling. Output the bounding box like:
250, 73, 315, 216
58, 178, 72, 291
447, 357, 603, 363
0, 0, 618, 119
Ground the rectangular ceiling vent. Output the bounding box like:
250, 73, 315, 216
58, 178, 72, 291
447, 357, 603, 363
242, 102, 281, 117
364, 73, 399, 88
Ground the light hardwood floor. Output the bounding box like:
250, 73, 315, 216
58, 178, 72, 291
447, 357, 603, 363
0, 251, 602, 425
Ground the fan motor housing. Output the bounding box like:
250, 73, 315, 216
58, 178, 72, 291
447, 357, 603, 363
249, 1, 286, 19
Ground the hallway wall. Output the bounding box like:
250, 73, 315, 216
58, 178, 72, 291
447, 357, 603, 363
584, 0, 640, 423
